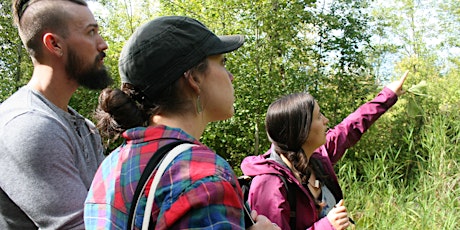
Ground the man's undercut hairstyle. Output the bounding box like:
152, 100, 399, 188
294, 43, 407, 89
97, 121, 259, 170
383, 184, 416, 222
12, 0, 88, 60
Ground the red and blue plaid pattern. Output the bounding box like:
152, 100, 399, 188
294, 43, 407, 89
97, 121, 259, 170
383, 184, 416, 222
85, 125, 245, 229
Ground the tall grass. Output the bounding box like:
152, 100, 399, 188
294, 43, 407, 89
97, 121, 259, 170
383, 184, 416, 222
338, 114, 460, 229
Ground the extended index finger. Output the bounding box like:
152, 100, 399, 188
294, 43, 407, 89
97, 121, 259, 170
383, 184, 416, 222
399, 70, 410, 84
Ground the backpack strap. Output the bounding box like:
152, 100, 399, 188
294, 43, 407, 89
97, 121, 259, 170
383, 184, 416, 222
142, 143, 196, 230
239, 174, 297, 230
277, 175, 296, 230
127, 140, 192, 229
237, 176, 255, 228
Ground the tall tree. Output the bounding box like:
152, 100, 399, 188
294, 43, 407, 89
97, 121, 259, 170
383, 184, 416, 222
0, 1, 31, 102
349, 0, 460, 178
158, 0, 375, 169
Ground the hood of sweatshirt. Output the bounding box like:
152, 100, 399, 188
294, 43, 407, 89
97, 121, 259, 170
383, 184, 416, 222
241, 146, 298, 183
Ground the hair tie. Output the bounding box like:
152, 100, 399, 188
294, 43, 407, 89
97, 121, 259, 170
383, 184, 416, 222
121, 83, 150, 105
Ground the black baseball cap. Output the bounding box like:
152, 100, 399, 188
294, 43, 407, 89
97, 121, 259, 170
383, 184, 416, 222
118, 16, 245, 102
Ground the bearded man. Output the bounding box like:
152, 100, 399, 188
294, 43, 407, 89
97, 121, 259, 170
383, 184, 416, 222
0, 0, 112, 229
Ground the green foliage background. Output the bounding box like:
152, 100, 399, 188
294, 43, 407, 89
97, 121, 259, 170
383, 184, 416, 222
1, 0, 459, 228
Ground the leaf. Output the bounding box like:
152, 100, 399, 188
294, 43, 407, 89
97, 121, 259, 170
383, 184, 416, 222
406, 97, 422, 117
408, 80, 430, 97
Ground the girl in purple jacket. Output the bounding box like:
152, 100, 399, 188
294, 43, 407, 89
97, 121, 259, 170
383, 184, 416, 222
241, 71, 409, 230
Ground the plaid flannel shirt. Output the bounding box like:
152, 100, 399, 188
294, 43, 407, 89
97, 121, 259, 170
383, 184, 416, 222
85, 125, 245, 229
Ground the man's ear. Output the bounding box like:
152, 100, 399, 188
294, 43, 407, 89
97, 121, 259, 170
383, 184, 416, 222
43, 33, 63, 57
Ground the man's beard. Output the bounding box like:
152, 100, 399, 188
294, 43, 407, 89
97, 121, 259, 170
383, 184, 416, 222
66, 48, 113, 90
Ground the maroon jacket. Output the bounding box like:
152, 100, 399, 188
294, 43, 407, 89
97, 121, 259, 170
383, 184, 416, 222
241, 87, 398, 230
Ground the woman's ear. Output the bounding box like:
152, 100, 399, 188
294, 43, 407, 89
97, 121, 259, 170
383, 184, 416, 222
43, 33, 63, 57
184, 71, 201, 95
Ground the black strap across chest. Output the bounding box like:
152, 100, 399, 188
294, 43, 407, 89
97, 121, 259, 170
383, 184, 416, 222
127, 140, 191, 229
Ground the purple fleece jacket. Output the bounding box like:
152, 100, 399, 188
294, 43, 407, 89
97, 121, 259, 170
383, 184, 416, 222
241, 87, 398, 230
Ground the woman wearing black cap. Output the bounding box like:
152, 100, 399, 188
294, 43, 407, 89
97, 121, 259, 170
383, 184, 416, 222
84, 16, 279, 230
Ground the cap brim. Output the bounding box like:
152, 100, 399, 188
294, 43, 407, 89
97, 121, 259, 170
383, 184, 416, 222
208, 35, 245, 56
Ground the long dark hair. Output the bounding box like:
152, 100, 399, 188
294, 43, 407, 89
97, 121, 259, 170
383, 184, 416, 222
265, 92, 315, 182
265, 92, 334, 210
94, 58, 208, 141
